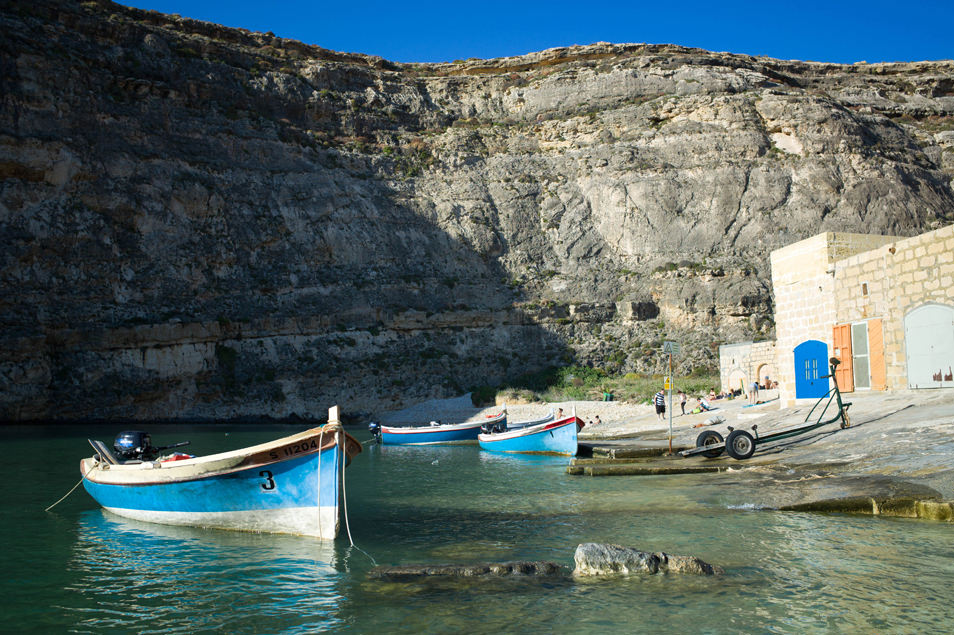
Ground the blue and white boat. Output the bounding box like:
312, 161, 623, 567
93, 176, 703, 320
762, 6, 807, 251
477, 413, 581, 456
80, 408, 361, 539
376, 410, 506, 445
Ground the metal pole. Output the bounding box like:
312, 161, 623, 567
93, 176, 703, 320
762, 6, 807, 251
667, 352, 673, 454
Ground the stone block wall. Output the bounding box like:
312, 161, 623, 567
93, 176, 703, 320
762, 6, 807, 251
719, 342, 752, 394
731, 225, 953, 406
750, 341, 777, 387
719, 341, 777, 394
834, 224, 954, 390
770, 232, 898, 406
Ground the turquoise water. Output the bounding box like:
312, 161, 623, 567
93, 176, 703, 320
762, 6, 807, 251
3, 424, 954, 633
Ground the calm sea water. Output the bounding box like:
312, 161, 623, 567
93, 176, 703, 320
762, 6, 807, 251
3, 424, 953, 633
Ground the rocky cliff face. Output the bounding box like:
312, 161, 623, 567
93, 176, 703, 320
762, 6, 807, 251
2, 0, 953, 421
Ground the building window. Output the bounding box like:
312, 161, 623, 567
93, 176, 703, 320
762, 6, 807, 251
804, 358, 818, 380
861, 282, 868, 296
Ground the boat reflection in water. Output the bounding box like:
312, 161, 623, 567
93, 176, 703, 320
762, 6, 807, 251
65, 511, 346, 632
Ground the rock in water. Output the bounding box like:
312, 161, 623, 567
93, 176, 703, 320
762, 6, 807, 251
573, 543, 724, 576
368, 561, 565, 580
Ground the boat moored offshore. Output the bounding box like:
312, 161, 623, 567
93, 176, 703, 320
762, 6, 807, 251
80, 407, 361, 539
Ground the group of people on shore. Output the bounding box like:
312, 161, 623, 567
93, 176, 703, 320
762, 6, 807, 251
557, 407, 603, 429
652, 388, 719, 420
573, 379, 774, 426
650, 379, 774, 420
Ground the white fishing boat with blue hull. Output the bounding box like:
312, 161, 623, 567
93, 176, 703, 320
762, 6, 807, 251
80, 407, 362, 539
376, 410, 506, 445
477, 413, 581, 456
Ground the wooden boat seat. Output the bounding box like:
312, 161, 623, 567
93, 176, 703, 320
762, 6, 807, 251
88, 439, 120, 465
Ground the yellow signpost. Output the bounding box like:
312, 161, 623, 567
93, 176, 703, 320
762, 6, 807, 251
662, 341, 680, 454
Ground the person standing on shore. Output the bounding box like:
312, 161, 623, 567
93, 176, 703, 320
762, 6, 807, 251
654, 389, 666, 421
749, 380, 759, 405
678, 390, 687, 415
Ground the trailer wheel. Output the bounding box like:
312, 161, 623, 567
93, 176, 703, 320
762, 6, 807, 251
695, 430, 724, 458
725, 429, 756, 460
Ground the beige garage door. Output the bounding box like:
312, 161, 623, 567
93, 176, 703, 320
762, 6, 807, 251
905, 304, 954, 388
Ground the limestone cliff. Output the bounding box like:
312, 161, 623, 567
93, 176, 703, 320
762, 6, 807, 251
1, 0, 952, 421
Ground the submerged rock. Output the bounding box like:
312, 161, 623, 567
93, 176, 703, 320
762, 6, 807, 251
369, 545, 723, 583
573, 543, 724, 576
368, 561, 565, 580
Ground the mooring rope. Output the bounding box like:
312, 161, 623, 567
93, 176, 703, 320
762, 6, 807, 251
45, 461, 98, 512
317, 427, 325, 540
339, 429, 376, 566
340, 429, 354, 547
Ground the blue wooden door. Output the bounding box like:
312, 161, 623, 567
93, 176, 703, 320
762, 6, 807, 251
794, 340, 828, 398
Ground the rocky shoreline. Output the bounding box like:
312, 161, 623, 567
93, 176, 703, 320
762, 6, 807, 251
376, 388, 954, 520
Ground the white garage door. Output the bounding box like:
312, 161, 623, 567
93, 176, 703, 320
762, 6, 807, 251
905, 304, 954, 388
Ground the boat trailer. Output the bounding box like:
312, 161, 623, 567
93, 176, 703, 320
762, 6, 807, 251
681, 358, 852, 461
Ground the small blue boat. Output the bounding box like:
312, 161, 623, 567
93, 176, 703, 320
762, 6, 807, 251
477, 413, 581, 456
80, 408, 361, 539
376, 410, 506, 445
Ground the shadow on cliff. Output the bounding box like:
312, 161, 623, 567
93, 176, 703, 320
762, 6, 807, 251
0, 0, 582, 422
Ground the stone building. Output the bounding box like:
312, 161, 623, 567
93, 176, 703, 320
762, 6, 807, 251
767, 224, 954, 407
718, 341, 777, 395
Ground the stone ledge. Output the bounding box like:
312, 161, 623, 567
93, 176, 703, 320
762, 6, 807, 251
567, 463, 730, 476
779, 497, 954, 521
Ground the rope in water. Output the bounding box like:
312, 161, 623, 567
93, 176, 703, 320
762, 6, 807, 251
45, 461, 98, 512
317, 427, 325, 540
339, 429, 376, 566
45, 475, 85, 512
341, 429, 354, 547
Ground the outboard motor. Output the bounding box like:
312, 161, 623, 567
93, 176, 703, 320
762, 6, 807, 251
368, 422, 382, 442
480, 420, 507, 435
113, 430, 155, 461
113, 431, 191, 461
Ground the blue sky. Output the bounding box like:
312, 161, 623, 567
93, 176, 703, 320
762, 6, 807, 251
122, 1, 952, 64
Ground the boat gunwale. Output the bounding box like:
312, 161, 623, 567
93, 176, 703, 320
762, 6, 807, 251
82, 426, 360, 486
476, 416, 579, 443
380, 411, 505, 435
507, 409, 555, 429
